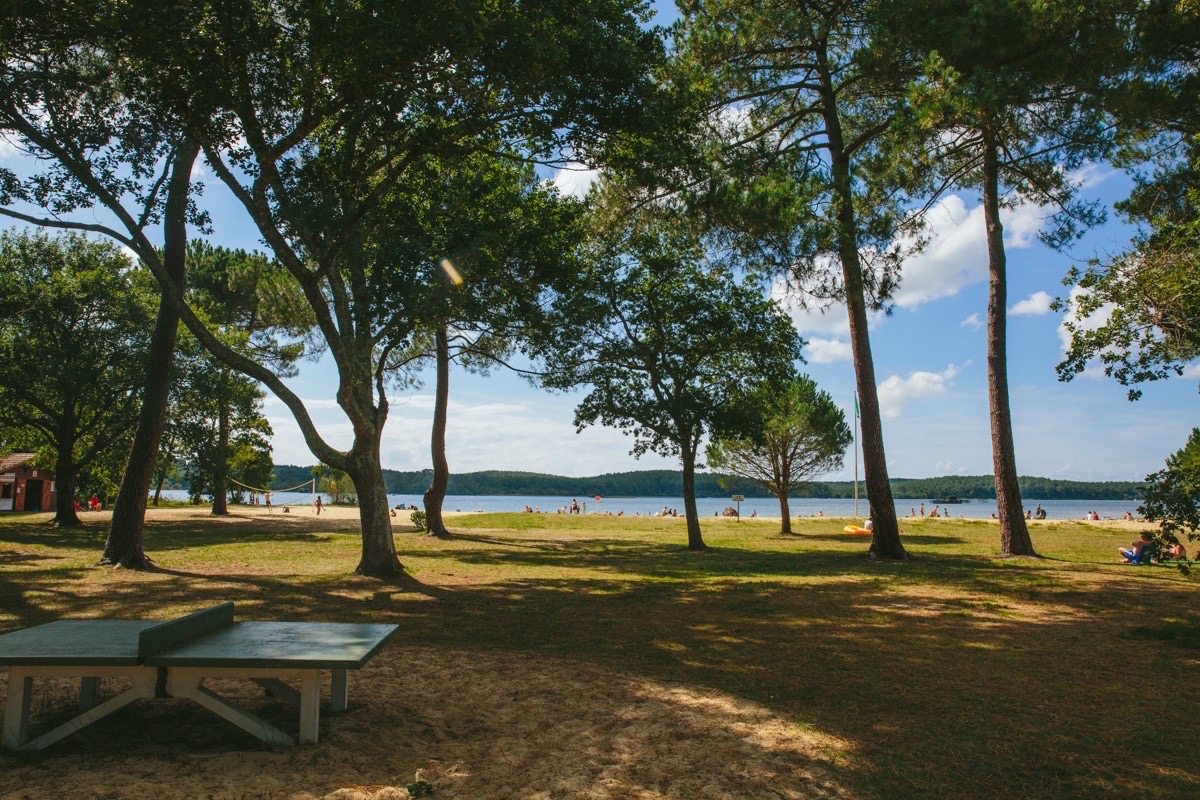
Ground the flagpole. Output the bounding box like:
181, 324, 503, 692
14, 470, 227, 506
853, 391, 860, 518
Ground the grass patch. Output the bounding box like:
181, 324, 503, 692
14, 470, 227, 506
0, 508, 1197, 800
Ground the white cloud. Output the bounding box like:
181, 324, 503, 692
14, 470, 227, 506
805, 337, 852, 363
190, 160, 208, 179
551, 162, 600, 199
1009, 290, 1054, 317
960, 313, 983, 331
876, 363, 965, 420
892, 195, 1047, 309
0, 135, 20, 162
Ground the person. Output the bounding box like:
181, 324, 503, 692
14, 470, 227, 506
88, 493, 100, 511
315, 495, 323, 515
909, 508, 916, 517
1122, 511, 1133, 521
817, 510, 824, 517
1165, 541, 1187, 560
1034, 503, 1044, 520
749, 509, 757, 518
929, 505, 940, 518
990, 512, 997, 519
1024, 509, 1032, 520
73, 498, 82, 512
919, 503, 925, 517
1119, 532, 1154, 563
943, 508, 949, 518
864, 517, 874, 532
582, 502, 587, 515
570, 498, 579, 514
265, 493, 272, 513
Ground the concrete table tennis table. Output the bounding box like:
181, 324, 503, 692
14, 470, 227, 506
0, 603, 398, 750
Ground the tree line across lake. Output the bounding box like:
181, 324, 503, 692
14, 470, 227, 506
266, 466, 1143, 502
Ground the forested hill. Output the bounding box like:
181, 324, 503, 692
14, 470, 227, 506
271, 465, 1143, 500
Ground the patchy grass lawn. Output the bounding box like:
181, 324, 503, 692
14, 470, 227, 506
0, 507, 1197, 800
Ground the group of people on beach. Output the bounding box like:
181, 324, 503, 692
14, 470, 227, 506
909, 503, 950, 518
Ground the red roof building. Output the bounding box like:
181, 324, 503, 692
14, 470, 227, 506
0, 453, 56, 513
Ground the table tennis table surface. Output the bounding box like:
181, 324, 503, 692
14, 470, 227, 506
0, 619, 399, 670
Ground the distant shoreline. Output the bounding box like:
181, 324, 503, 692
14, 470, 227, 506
264, 465, 1144, 502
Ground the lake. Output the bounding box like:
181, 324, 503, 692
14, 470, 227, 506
154, 490, 1143, 521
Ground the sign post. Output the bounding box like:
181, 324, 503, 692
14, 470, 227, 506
732, 494, 744, 521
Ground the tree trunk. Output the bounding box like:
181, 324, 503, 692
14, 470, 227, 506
211, 378, 230, 516
348, 440, 404, 578
152, 472, 165, 506
982, 137, 1037, 557
778, 493, 793, 534
681, 443, 706, 550
423, 323, 451, 538
52, 448, 80, 527
823, 122, 905, 560
102, 141, 199, 568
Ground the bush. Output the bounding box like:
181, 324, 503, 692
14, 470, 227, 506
410, 509, 427, 532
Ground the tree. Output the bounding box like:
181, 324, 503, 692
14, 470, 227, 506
183, 242, 313, 514
168, 331, 276, 508
98, 0, 667, 578
677, 0, 927, 559
0, 231, 152, 525
1058, 2, 1200, 398
886, 0, 1134, 557
312, 463, 355, 506
707, 377, 851, 534
0, 4, 206, 563
533, 199, 803, 548
377, 154, 584, 538
1140, 428, 1200, 570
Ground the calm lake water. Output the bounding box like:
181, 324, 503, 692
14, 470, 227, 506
156, 490, 1142, 521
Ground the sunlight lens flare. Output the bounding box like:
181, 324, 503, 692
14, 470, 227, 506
440, 258, 464, 287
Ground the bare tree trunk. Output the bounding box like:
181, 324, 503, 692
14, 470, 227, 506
349, 441, 403, 577
423, 323, 451, 538
102, 141, 199, 568
52, 437, 80, 527
211, 378, 230, 515
822, 111, 905, 560
152, 472, 165, 506
681, 441, 706, 550
778, 493, 793, 534
982, 137, 1037, 557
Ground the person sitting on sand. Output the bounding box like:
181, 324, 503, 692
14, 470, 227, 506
1025, 509, 1032, 520
1119, 532, 1154, 563
1122, 511, 1133, 521
929, 505, 940, 518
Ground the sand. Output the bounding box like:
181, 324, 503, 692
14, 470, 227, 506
0, 647, 852, 799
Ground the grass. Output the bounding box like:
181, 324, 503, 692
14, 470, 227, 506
1, 508, 1198, 799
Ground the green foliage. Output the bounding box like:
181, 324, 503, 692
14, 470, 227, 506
312, 463, 356, 505
533, 198, 803, 465
708, 377, 852, 500
410, 510, 427, 532
0, 231, 153, 504
1139, 429, 1200, 569
1057, 2, 1200, 397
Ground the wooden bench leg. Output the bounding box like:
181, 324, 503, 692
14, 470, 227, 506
80, 677, 101, 712
17, 671, 156, 751
330, 670, 348, 713
166, 669, 295, 746
298, 671, 320, 744
2, 670, 33, 750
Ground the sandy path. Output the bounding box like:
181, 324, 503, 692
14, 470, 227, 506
0, 647, 852, 800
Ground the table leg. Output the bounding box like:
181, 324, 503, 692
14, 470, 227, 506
298, 671, 321, 744
80, 676, 101, 712
330, 670, 348, 713
2, 670, 33, 750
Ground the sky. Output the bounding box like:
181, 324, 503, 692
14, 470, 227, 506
2, 4, 1196, 484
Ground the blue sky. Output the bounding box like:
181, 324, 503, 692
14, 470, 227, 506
2, 3, 1196, 483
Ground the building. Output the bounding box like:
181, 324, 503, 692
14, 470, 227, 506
0, 453, 56, 513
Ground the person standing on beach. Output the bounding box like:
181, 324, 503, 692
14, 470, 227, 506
315, 496, 323, 515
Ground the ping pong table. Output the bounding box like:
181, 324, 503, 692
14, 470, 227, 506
0, 603, 398, 750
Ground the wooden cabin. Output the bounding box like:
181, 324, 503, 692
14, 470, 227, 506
0, 453, 56, 512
